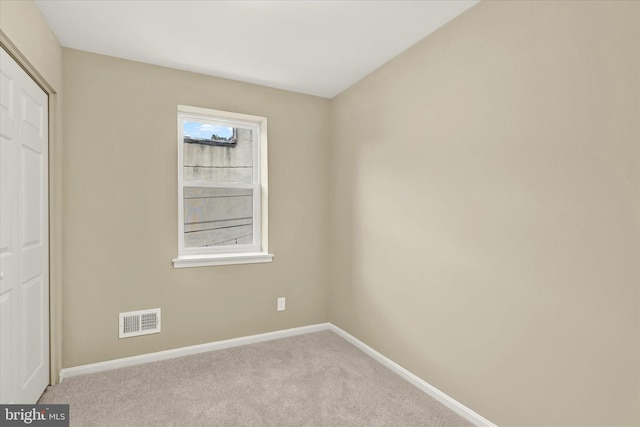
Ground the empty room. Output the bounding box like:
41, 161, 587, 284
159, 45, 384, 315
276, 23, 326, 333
0, 0, 638, 426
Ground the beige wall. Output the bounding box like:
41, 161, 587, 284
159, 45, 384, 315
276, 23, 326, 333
61, 49, 330, 367
329, 1, 639, 426
0, 0, 64, 384
0, 0, 62, 89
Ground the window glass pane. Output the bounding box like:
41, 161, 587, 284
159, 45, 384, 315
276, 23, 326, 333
183, 121, 253, 184
183, 187, 253, 248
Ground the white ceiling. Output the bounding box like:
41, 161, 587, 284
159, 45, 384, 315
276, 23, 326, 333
35, 0, 478, 98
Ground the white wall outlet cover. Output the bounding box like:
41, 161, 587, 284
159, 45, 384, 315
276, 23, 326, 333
277, 297, 286, 311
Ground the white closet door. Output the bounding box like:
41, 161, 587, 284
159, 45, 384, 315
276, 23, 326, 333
0, 47, 49, 404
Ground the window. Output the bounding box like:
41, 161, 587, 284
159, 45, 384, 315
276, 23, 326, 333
173, 105, 272, 268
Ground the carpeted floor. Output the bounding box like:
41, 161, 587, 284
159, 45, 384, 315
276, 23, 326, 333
39, 330, 474, 426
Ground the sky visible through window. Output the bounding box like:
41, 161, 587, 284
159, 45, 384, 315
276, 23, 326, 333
184, 121, 233, 140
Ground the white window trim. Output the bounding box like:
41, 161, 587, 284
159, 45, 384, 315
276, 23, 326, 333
173, 105, 273, 268
173, 252, 274, 268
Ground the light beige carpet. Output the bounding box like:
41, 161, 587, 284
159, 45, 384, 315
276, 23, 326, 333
39, 330, 475, 426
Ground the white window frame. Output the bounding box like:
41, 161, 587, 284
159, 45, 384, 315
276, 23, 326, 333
172, 105, 273, 268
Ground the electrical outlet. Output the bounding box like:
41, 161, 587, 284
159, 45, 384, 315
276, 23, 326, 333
277, 297, 286, 311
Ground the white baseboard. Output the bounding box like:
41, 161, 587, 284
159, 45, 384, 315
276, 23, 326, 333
328, 325, 497, 427
59, 323, 331, 381
59, 322, 495, 426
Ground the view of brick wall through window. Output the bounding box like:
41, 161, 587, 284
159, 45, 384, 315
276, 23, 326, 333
183, 127, 254, 247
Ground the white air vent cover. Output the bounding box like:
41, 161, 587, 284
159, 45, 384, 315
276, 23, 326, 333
119, 308, 161, 338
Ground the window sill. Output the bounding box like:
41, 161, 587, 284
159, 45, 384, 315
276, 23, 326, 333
172, 252, 274, 268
